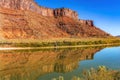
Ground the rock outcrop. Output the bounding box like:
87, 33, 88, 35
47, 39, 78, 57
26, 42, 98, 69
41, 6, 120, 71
79, 19, 94, 26
54, 8, 78, 19
0, 0, 110, 39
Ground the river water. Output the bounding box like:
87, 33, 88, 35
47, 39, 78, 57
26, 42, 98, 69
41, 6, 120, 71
0, 46, 120, 80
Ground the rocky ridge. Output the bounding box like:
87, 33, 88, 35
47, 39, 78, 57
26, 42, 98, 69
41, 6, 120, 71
0, 0, 78, 19
0, 0, 110, 39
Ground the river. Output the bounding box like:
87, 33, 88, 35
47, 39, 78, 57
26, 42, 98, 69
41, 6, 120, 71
0, 46, 120, 80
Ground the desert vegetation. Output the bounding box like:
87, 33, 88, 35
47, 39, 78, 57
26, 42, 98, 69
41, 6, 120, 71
0, 37, 120, 47
52, 66, 120, 80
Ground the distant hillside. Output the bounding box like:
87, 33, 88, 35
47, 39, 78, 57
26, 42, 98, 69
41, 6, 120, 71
116, 35, 120, 37
0, 0, 111, 39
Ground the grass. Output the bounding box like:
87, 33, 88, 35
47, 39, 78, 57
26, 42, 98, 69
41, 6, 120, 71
52, 66, 120, 80
0, 37, 120, 47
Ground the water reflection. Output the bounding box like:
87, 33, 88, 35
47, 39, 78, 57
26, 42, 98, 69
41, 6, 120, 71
0, 46, 113, 80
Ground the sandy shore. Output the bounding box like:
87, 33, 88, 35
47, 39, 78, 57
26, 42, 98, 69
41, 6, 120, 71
0, 47, 32, 50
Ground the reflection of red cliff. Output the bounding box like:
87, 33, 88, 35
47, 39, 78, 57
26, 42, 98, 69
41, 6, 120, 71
0, 0, 110, 39
0, 47, 102, 72
0, 47, 103, 79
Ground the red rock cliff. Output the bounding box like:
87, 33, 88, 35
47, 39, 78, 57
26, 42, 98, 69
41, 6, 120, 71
0, 0, 110, 39
0, 0, 53, 16
79, 19, 94, 26
0, 0, 78, 19
54, 8, 78, 19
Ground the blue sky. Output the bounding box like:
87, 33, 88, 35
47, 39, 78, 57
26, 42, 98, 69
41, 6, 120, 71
35, 0, 120, 36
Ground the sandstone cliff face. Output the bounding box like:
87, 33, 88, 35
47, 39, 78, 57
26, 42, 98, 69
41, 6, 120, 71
0, 0, 32, 9
0, 0, 78, 19
0, 0, 110, 39
54, 8, 78, 19
0, 0, 53, 16
79, 19, 94, 26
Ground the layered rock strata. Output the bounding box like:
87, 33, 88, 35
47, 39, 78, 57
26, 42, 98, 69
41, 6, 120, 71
0, 0, 110, 39
0, 0, 78, 19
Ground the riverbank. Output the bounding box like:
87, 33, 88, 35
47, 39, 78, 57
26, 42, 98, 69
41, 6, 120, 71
52, 66, 120, 80
0, 37, 120, 48
0, 43, 120, 50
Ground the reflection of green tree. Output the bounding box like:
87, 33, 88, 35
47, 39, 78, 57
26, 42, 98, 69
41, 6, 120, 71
0, 46, 110, 80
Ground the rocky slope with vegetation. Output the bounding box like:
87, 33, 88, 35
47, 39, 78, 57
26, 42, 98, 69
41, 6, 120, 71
0, 0, 110, 39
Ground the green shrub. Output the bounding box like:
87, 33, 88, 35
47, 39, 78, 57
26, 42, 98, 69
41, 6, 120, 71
52, 66, 120, 80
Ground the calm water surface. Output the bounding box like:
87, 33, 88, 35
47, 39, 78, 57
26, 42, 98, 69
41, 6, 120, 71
0, 46, 120, 80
